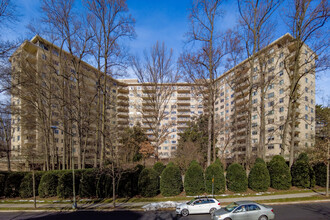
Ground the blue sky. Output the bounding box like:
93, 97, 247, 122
4, 0, 329, 105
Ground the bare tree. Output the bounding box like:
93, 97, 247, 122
237, 0, 282, 167
131, 41, 179, 160
0, 103, 11, 171
179, 0, 225, 166
85, 0, 135, 168
281, 0, 329, 167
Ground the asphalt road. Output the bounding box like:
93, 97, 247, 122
1, 202, 329, 220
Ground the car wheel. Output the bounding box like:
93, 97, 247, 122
258, 215, 268, 220
224, 218, 232, 220
181, 209, 189, 217
209, 207, 217, 214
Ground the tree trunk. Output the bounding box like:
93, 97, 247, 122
326, 142, 329, 197
112, 164, 116, 208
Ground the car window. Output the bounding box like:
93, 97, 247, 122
247, 204, 260, 211
208, 199, 215, 203
194, 200, 202, 205
235, 205, 247, 213
225, 202, 238, 212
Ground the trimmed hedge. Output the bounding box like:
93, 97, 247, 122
268, 155, 291, 190
153, 162, 166, 176
79, 169, 97, 198
38, 171, 59, 198
57, 170, 82, 199
255, 158, 266, 165
226, 163, 248, 193
248, 162, 270, 192
313, 163, 327, 187
19, 171, 44, 198
184, 161, 205, 196
138, 168, 159, 197
118, 165, 144, 198
96, 171, 112, 198
205, 162, 225, 194
291, 154, 315, 188
4, 172, 26, 198
0, 172, 8, 197
160, 163, 183, 196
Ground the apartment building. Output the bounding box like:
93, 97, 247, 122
9, 33, 315, 168
214, 33, 315, 162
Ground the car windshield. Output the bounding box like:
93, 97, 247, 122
187, 199, 195, 205
225, 202, 239, 212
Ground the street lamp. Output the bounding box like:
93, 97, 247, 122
51, 126, 77, 209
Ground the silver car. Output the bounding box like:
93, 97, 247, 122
211, 201, 275, 220
176, 197, 221, 216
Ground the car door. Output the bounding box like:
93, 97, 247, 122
232, 205, 249, 220
246, 204, 261, 220
189, 199, 202, 214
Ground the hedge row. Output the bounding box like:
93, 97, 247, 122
0, 154, 327, 198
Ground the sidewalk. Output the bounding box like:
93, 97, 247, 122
0, 191, 328, 211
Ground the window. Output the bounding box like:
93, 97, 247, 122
305, 105, 308, 111
252, 123, 258, 127
279, 107, 284, 112
252, 131, 258, 135
268, 119, 274, 124
17, 136, 20, 141
171, 140, 176, 144
305, 87, 308, 92
279, 80, 284, 85
279, 89, 284, 94
268, 145, 274, 149
268, 101, 274, 107
252, 91, 258, 96
311, 99, 314, 104
268, 92, 274, 98
252, 115, 257, 120
279, 71, 283, 76
268, 84, 274, 89
305, 96, 308, 101
305, 124, 308, 129
279, 52, 284, 58
252, 99, 258, 104
268, 110, 274, 115
311, 108, 314, 113
305, 78, 308, 83
268, 127, 274, 132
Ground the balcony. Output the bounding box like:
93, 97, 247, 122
117, 94, 129, 100
177, 86, 191, 93
177, 94, 191, 100
177, 117, 190, 122
118, 87, 129, 94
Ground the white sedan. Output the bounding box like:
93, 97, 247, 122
176, 197, 221, 217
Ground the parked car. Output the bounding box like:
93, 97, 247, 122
211, 201, 275, 220
176, 196, 221, 217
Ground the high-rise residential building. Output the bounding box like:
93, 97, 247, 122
9, 33, 315, 169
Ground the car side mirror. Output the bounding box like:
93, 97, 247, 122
191, 203, 194, 206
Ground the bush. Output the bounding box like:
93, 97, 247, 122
4, 172, 26, 198
214, 159, 224, 170
248, 162, 270, 192
153, 162, 165, 176
79, 169, 97, 198
160, 164, 183, 196
57, 170, 82, 198
96, 170, 112, 198
38, 171, 59, 198
226, 163, 248, 193
0, 172, 8, 197
138, 168, 159, 197
184, 161, 205, 196
268, 155, 291, 190
291, 154, 315, 188
313, 163, 327, 187
19, 171, 44, 198
254, 158, 266, 165
118, 165, 144, 198
205, 162, 225, 194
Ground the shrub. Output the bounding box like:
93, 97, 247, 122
4, 172, 26, 198
313, 162, 327, 187
0, 172, 8, 197
138, 168, 159, 197
226, 163, 248, 193
153, 162, 165, 176
291, 154, 315, 188
96, 170, 112, 198
184, 161, 204, 196
118, 165, 144, 198
214, 159, 224, 170
79, 169, 97, 198
57, 170, 82, 198
19, 171, 44, 198
254, 158, 266, 165
268, 155, 291, 190
205, 162, 225, 194
38, 171, 59, 198
248, 162, 270, 192
160, 164, 183, 196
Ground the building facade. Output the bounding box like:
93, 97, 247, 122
9, 33, 315, 168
